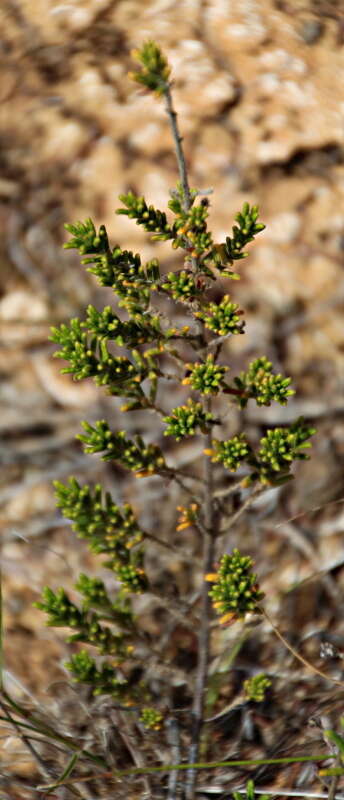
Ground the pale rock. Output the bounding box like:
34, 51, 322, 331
0, 290, 48, 322
129, 121, 168, 157
32, 351, 98, 408
259, 49, 307, 74
43, 119, 88, 161
258, 73, 281, 96
297, 254, 337, 301
193, 125, 235, 178
255, 138, 296, 165
74, 136, 123, 230
140, 169, 174, 212
200, 73, 238, 110
5, 484, 53, 523
78, 69, 117, 108
264, 212, 301, 244
266, 113, 288, 131
49, 0, 109, 30
248, 246, 299, 309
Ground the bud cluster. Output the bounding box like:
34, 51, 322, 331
78, 420, 166, 475
163, 399, 216, 440
244, 673, 271, 702
117, 191, 174, 240
128, 40, 171, 96
139, 707, 164, 730
206, 417, 315, 486
66, 649, 129, 699
182, 355, 228, 395
35, 587, 133, 658
195, 295, 245, 336
205, 434, 251, 472
213, 203, 265, 268
176, 503, 199, 531
161, 269, 200, 302
207, 549, 264, 624
258, 418, 316, 477
54, 478, 147, 590
233, 356, 295, 409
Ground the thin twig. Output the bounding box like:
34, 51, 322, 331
164, 84, 192, 211
148, 590, 198, 631
145, 530, 202, 567
218, 485, 264, 537
202, 331, 234, 351
262, 607, 344, 688
167, 469, 202, 501
213, 478, 244, 499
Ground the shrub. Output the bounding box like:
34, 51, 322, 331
30, 41, 317, 798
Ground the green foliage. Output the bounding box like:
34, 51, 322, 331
77, 420, 166, 474
232, 779, 270, 800
139, 707, 164, 730
54, 478, 147, 588
75, 574, 134, 626
213, 203, 266, 268
244, 673, 271, 702
34, 587, 133, 657
54, 478, 144, 557
195, 295, 245, 336
35, 40, 317, 793
233, 356, 295, 408
171, 198, 213, 257
65, 649, 129, 699
206, 434, 251, 472
66, 228, 160, 314
257, 417, 316, 478
161, 269, 200, 302
85, 303, 162, 346
117, 191, 174, 240
183, 355, 228, 395
207, 418, 315, 486
163, 399, 216, 440
207, 549, 264, 623
50, 319, 159, 398
63, 218, 106, 255
128, 40, 171, 96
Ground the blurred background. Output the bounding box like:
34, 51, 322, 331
1, 0, 344, 792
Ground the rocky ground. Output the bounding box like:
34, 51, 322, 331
1, 1, 344, 797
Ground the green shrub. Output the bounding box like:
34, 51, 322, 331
33, 41, 316, 799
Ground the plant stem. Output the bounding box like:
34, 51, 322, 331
166, 717, 181, 800
185, 403, 216, 800
164, 74, 215, 800
164, 84, 192, 212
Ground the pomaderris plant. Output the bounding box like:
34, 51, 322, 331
36, 42, 316, 799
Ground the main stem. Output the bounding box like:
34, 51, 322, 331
164, 84, 216, 800
185, 420, 215, 800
